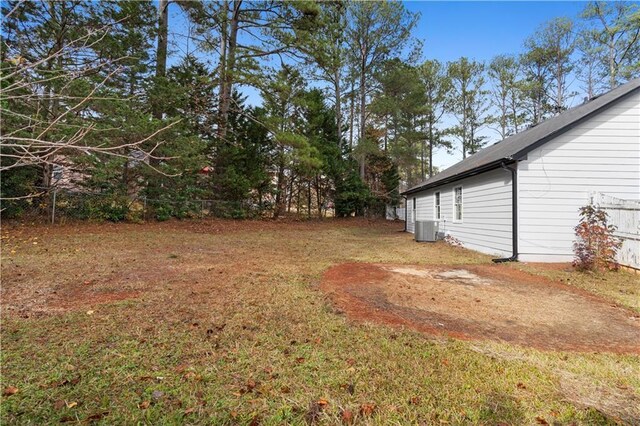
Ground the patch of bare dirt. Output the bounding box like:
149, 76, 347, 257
321, 263, 640, 353
3, 282, 141, 316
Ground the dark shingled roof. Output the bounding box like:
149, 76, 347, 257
402, 78, 640, 195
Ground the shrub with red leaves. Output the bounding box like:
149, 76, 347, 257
573, 204, 621, 271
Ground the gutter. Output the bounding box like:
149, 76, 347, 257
402, 195, 407, 231
492, 161, 518, 263
402, 159, 510, 196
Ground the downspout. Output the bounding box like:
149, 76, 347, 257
492, 161, 518, 263
402, 195, 408, 232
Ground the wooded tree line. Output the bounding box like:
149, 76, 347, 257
1, 1, 638, 220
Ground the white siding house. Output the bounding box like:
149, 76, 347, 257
403, 78, 640, 264
408, 169, 513, 256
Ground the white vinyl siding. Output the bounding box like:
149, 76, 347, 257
406, 197, 416, 233
518, 90, 640, 262
410, 168, 513, 257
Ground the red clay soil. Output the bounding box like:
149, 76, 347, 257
321, 263, 640, 354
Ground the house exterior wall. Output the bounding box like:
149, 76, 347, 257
408, 168, 513, 257
406, 197, 416, 233
517, 90, 640, 262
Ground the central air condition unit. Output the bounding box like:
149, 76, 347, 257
415, 220, 439, 242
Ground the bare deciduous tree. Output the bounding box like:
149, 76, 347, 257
1, 3, 177, 199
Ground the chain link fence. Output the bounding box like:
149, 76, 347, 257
2, 188, 268, 223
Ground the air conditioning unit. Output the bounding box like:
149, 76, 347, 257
415, 220, 439, 242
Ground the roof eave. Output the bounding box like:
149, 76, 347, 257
403, 80, 640, 197
401, 158, 516, 196
511, 83, 640, 161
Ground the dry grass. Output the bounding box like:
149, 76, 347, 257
511, 262, 640, 313
1, 218, 639, 424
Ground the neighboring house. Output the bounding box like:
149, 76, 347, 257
50, 155, 89, 192
49, 150, 150, 193
402, 78, 640, 263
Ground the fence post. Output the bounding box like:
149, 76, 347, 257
51, 189, 57, 224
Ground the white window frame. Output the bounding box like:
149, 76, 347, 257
453, 186, 463, 222
434, 191, 441, 220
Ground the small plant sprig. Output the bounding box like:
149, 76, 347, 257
573, 204, 622, 271
443, 234, 463, 247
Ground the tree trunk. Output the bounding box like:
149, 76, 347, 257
155, 0, 169, 114
608, 36, 616, 89
42, 1, 65, 192
358, 59, 366, 179
428, 120, 434, 177
349, 80, 355, 149
274, 153, 286, 218
218, 0, 241, 140
287, 175, 295, 213
384, 116, 388, 152
307, 180, 312, 218
218, 0, 228, 119
315, 176, 323, 218
334, 73, 342, 146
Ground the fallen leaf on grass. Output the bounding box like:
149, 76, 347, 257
305, 401, 324, 424
359, 403, 376, 416
317, 398, 329, 407
86, 310, 94, 315
86, 411, 109, 421
295, 357, 305, 364
184, 407, 196, 415
2, 386, 18, 396
536, 416, 549, 425
183, 371, 202, 381
174, 364, 189, 374
139, 400, 150, 409
50, 377, 81, 388
65, 401, 77, 409
409, 396, 421, 405
517, 382, 527, 389
341, 409, 354, 424
340, 383, 355, 395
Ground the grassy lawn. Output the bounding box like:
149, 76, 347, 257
1, 219, 639, 425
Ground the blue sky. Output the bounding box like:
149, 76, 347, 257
407, 1, 585, 63
404, 1, 588, 168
